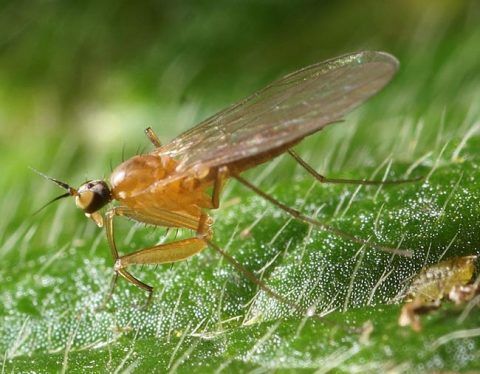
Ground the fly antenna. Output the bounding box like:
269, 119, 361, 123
32, 192, 71, 216
30, 167, 78, 196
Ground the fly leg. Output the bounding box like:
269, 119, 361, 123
288, 149, 423, 185
233, 173, 412, 257
103, 206, 208, 307
96, 272, 119, 311
104, 207, 154, 307
145, 127, 162, 147
106, 206, 318, 318
194, 217, 311, 317
202, 237, 305, 315
211, 166, 229, 209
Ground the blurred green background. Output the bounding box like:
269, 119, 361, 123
2, 0, 480, 372
1, 0, 477, 175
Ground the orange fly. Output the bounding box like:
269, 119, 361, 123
35, 51, 419, 311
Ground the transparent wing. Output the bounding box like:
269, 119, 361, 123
159, 51, 398, 175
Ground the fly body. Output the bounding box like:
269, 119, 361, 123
35, 51, 421, 312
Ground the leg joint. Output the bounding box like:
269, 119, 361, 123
114, 258, 123, 271
106, 208, 117, 219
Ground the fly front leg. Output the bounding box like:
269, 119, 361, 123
288, 149, 423, 185
103, 206, 209, 308
104, 207, 155, 307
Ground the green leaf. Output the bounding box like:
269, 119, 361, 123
2, 140, 480, 371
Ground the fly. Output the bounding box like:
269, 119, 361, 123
35, 51, 421, 313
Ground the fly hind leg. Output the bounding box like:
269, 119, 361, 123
233, 173, 412, 257
288, 149, 423, 185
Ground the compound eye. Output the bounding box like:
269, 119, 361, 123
75, 180, 111, 214
75, 190, 94, 211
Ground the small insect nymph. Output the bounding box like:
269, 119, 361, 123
36, 51, 421, 312
399, 256, 478, 331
